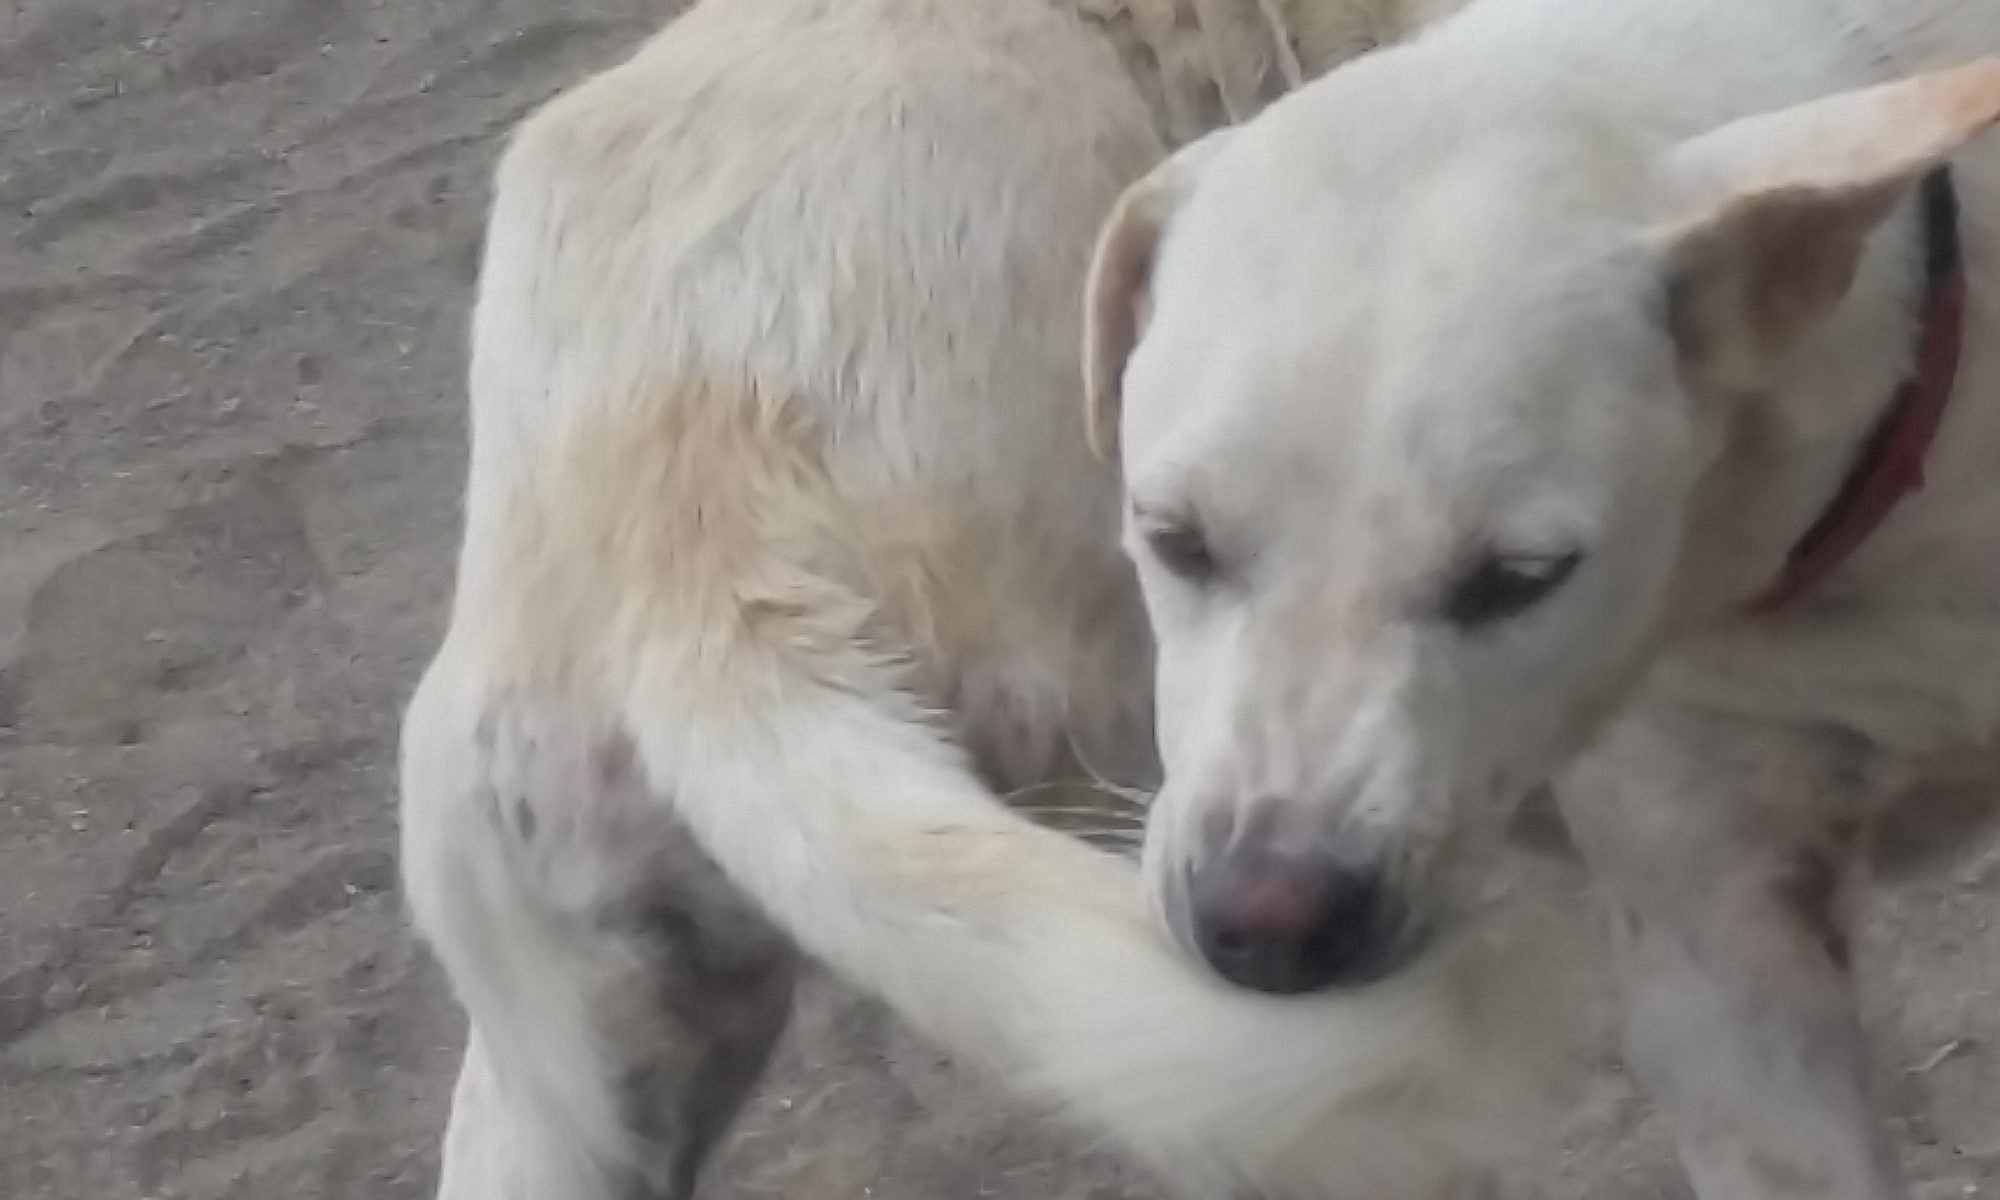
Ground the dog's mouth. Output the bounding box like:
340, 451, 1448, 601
1505, 784, 1582, 863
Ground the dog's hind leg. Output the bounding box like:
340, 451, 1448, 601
401, 660, 797, 1200
1562, 703, 1902, 1200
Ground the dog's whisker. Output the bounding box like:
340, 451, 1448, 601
1006, 804, 1146, 824
1055, 696, 1160, 809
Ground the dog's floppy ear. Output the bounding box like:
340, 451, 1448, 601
1084, 132, 1233, 462
1655, 58, 2000, 389
1189, 0, 1303, 121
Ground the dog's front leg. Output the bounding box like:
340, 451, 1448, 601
1559, 702, 1902, 1200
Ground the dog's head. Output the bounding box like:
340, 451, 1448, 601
1086, 46, 2000, 994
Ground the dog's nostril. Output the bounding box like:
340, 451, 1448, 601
1186, 847, 1393, 995
1225, 872, 1320, 939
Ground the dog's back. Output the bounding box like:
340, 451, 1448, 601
456, 0, 1165, 782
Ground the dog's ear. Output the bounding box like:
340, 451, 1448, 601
1189, 0, 1301, 121
1084, 132, 1232, 462
1654, 58, 2000, 389
1084, 171, 1175, 463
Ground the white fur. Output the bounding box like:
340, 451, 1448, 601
1093, 1, 2000, 1196
400, 1, 1598, 1199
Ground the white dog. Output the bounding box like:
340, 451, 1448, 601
1086, 0, 2000, 1195
396, 1, 1599, 1199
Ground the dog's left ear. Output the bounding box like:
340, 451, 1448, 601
1085, 131, 1234, 463
1655, 58, 2000, 389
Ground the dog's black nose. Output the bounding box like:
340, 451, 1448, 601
1186, 844, 1393, 995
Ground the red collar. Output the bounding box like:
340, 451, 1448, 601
1747, 168, 1969, 616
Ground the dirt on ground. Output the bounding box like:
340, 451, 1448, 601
0, 2, 1994, 1198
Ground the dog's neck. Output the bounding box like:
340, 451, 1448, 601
1071, 0, 1454, 145
1744, 169, 1968, 616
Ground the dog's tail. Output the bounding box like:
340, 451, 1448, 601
631, 626, 1597, 1196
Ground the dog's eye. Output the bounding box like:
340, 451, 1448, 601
1442, 551, 1581, 627
1144, 521, 1217, 583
